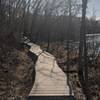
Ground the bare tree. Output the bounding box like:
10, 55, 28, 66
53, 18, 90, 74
30, 0, 42, 42
62, 0, 81, 95
79, 0, 89, 99
66, 0, 73, 95
42, 0, 62, 51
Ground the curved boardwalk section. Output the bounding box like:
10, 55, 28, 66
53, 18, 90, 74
28, 43, 70, 96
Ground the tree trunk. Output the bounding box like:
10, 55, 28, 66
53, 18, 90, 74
66, 0, 73, 96
79, 0, 89, 99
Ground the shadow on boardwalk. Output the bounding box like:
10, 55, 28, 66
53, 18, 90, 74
28, 96, 76, 100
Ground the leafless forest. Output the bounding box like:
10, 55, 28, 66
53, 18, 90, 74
0, 0, 100, 100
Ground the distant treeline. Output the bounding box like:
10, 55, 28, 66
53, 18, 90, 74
0, 0, 100, 44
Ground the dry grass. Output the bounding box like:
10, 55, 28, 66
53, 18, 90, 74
0, 46, 35, 100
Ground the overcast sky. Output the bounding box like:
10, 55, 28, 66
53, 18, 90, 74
88, 0, 100, 19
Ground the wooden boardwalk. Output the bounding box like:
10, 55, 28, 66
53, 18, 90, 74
27, 43, 71, 96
